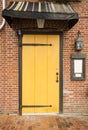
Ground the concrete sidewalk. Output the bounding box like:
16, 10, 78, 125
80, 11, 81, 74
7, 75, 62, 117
0, 115, 88, 130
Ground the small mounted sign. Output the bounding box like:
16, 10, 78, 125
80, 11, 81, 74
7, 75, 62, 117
71, 54, 86, 81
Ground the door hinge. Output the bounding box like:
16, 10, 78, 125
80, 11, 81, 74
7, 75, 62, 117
22, 43, 52, 46
22, 105, 52, 108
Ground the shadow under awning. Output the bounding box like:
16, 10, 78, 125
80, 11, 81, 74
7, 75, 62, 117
2, 1, 79, 30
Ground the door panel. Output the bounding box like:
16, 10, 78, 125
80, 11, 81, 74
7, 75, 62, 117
35, 35, 48, 113
22, 35, 60, 113
47, 35, 60, 112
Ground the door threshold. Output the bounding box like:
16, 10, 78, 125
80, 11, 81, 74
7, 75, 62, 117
22, 113, 59, 116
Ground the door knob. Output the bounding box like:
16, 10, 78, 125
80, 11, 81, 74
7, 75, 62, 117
56, 72, 59, 83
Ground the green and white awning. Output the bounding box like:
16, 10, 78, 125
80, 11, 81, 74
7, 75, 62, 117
2, 1, 79, 30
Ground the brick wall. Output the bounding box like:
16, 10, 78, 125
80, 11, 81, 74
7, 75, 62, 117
0, 0, 88, 114
0, 27, 19, 114
0, 1, 19, 114
63, 1, 88, 113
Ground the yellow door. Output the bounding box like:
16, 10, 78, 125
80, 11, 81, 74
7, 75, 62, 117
22, 35, 60, 113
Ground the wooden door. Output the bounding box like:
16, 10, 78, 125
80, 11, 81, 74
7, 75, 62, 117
22, 35, 60, 114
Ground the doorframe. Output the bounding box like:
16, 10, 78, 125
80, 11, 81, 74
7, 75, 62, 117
17, 30, 63, 115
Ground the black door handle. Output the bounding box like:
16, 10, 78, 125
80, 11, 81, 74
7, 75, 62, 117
56, 72, 59, 83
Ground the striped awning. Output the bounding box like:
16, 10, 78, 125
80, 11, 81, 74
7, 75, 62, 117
2, 1, 79, 30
